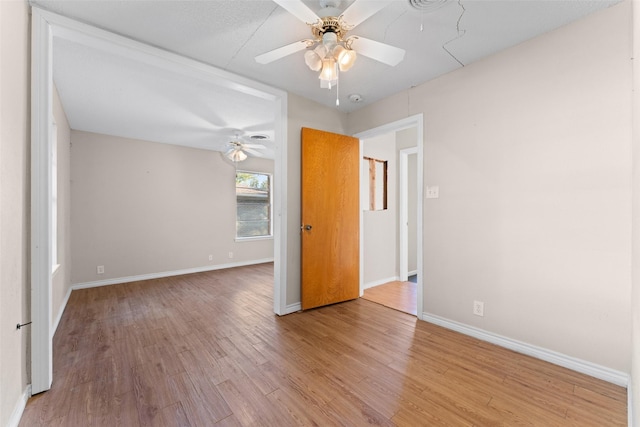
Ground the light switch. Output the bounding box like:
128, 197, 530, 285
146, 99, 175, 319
426, 186, 439, 199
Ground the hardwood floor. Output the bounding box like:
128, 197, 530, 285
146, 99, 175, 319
362, 281, 417, 316
21, 263, 626, 426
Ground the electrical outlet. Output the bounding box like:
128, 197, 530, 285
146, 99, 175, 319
473, 300, 484, 317
97, 265, 105, 275
208, 254, 213, 261
228, 252, 234, 259
426, 186, 439, 199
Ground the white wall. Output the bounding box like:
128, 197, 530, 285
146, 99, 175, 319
631, 0, 640, 423
349, 1, 632, 373
52, 85, 72, 328
70, 130, 274, 284
363, 133, 398, 287
0, 0, 31, 424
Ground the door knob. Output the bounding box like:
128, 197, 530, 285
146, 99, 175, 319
304, 224, 312, 231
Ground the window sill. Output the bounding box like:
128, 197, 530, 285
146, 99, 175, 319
235, 235, 274, 243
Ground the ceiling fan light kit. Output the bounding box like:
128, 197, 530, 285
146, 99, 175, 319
223, 138, 267, 163
334, 44, 357, 72
226, 149, 248, 163
257, 0, 406, 106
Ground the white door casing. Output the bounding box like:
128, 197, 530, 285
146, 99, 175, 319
399, 147, 418, 282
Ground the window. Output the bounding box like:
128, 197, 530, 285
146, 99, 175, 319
363, 156, 388, 211
51, 121, 58, 270
236, 171, 272, 239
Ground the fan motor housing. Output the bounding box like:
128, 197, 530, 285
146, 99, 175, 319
311, 16, 350, 41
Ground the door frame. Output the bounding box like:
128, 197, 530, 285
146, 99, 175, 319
31, 8, 289, 393
354, 114, 424, 319
399, 147, 418, 282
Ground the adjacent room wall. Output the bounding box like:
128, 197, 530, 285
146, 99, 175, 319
0, 0, 31, 424
362, 133, 398, 287
349, 1, 632, 373
52, 85, 72, 329
70, 130, 274, 284
397, 127, 418, 274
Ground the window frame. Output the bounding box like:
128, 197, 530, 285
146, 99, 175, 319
235, 170, 273, 241
363, 156, 388, 211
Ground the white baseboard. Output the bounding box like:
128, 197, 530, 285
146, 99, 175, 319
8, 384, 31, 427
363, 276, 400, 290
283, 302, 302, 314
71, 258, 274, 290
423, 312, 629, 388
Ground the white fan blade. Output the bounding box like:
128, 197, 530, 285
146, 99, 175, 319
341, 0, 393, 28
242, 143, 267, 149
350, 36, 405, 66
244, 148, 264, 157
255, 40, 310, 64
272, 0, 320, 24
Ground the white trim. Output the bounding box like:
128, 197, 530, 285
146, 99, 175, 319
8, 385, 31, 427
273, 90, 288, 316
51, 286, 72, 338
363, 276, 401, 290
358, 139, 365, 299
71, 259, 275, 290
423, 312, 630, 387
399, 147, 418, 282
283, 302, 302, 315
235, 236, 274, 242
354, 115, 423, 140
355, 114, 424, 320
31, 8, 54, 394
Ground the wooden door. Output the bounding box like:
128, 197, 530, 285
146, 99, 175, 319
301, 127, 360, 310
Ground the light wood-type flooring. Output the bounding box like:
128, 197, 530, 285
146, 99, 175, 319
20, 263, 626, 426
362, 281, 417, 316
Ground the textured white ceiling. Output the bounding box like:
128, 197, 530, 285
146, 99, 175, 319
54, 36, 278, 157
34, 0, 621, 155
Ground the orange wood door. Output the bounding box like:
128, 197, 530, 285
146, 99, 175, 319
301, 127, 360, 310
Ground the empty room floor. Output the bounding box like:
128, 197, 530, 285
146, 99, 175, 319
20, 263, 626, 426
362, 279, 417, 316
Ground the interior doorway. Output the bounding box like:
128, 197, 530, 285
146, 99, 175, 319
31, 8, 289, 394
355, 116, 423, 318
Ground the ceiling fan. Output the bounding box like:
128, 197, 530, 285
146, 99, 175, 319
224, 137, 267, 163
256, 0, 405, 96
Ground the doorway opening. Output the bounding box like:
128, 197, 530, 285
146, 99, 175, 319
31, 8, 289, 395
354, 115, 424, 318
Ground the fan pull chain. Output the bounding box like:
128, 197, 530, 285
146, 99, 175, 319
336, 68, 340, 106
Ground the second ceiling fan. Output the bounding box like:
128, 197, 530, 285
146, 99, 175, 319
256, 0, 406, 92
224, 138, 266, 163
